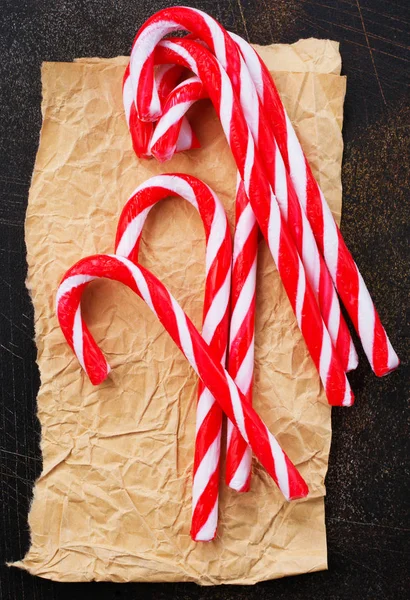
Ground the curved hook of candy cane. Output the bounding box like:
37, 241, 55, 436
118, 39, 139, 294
129, 6, 245, 122
123, 63, 200, 158
56, 254, 309, 502
229, 30, 399, 377
114, 173, 231, 540
147, 37, 354, 407
149, 77, 206, 162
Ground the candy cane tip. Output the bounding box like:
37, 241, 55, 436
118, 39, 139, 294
346, 341, 359, 373
288, 480, 309, 501
342, 389, 355, 408
227, 478, 251, 493
374, 353, 400, 377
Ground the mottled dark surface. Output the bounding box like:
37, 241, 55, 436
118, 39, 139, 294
0, 1, 409, 598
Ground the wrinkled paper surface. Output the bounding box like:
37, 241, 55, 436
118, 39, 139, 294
16, 39, 346, 584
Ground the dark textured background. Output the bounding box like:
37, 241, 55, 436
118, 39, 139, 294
0, 1, 409, 598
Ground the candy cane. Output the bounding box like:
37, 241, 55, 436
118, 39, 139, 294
146, 79, 259, 489
129, 7, 356, 378
148, 63, 358, 374
123, 63, 200, 158
56, 254, 309, 502
135, 37, 354, 407
229, 31, 399, 377
114, 173, 231, 540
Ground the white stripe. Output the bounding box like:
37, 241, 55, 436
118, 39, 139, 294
326, 293, 341, 348
170, 295, 198, 373
343, 386, 353, 407
196, 388, 216, 434
226, 419, 234, 448
267, 192, 281, 264
286, 113, 307, 211
56, 275, 96, 304
273, 145, 289, 221
239, 57, 259, 143
387, 338, 399, 372
295, 263, 306, 327
234, 335, 255, 395
243, 133, 255, 196
233, 201, 257, 264
122, 73, 133, 127
229, 31, 264, 98
205, 203, 227, 274
149, 101, 194, 148
190, 8, 227, 69
192, 432, 221, 509
171, 75, 201, 92
347, 339, 359, 372
72, 306, 85, 371
357, 271, 376, 370
266, 427, 290, 500
112, 256, 155, 312
321, 188, 339, 279
302, 225, 321, 297
176, 117, 194, 152
158, 40, 197, 73
194, 499, 218, 541
227, 376, 248, 443
115, 206, 152, 258
218, 64, 234, 140
229, 258, 257, 345
228, 447, 252, 492
202, 270, 231, 344
319, 329, 332, 388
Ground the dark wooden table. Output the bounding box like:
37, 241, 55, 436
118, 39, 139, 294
0, 1, 409, 598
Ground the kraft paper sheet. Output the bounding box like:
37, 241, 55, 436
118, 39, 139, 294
16, 38, 346, 584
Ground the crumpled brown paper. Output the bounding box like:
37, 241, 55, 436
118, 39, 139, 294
15, 39, 346, 584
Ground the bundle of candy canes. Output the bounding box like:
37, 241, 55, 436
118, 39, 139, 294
56, 7, 399, 542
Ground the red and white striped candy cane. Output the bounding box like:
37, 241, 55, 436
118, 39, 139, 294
138, 37, 354, 407
129, 8, 357, 379
114, 173, 231, 540
147, 61, 358, 374
123, 63, 200, 158
56, 254, 309, 502
146, 78, 259, 489
229, 31, 399, 377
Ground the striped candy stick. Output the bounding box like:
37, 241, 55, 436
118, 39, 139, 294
114, 173, 231, 541
226, 176, 258, 491
149, 37, 354, 407
145, 79, 259, 489
230, 32, 399, 376
56, 254, 309, 501
149, 49, 358, 374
